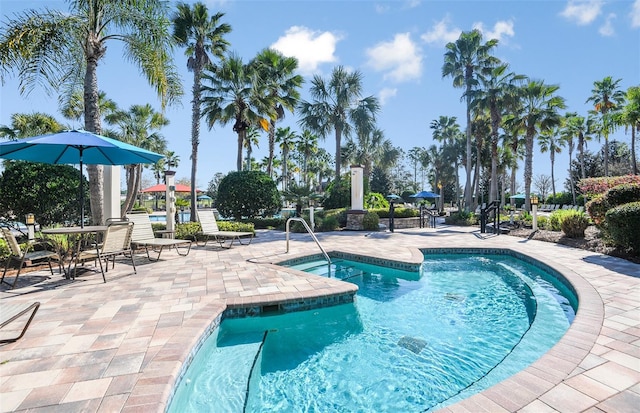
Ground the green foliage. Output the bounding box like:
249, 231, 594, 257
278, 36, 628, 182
218, 221, 255, 233
586, 195, 609, 226
0, 239, 9, 261
174, 222, 201, 240
316, 208, 347, 228
245, 217, 283, 229
370, 207, 419, 219
537, 215, 549, 230
364, 192, 389, 209
445, 211, 477, 226
362, 211, 380, 231
560, 211, 590, 238
605, 183, 640, 207
317, 214, 339, 231
0, 161, 88, 226
546, 192, 573, 206
322, 178, 351, 210
578, 175, 640, 198
215, 171, 280, 220
549, 209, 575, 231
605, 202, 640, 252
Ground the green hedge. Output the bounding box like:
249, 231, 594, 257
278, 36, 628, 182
370, 207, 419, 219
560, 210, 590, 238
606, 201, 640, 252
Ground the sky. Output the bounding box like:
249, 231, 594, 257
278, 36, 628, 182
1, 0, 639, 194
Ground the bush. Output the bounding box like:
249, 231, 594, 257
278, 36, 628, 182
560, 211, 590, 238
322, 179, 351, 210
245, 217, 283, 229
549, 209, 574, 231
174, 222, 201, 240
317, 215, 339, 231
216, 171, 280, 220
537, 215, 549, 229
586, 195, 609, 226
606, 201, 640, 252
445, 211, 477, 226
364, 192, 389, 209
371, 207, 419, 219
362, 211, 380, 231
605, 183, 640, 207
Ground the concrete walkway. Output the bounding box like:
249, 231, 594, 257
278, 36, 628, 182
0, 226, 638, 412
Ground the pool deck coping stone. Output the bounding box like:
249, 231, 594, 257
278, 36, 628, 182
0, 225, 638, 412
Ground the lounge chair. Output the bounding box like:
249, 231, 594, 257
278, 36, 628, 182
125, 212, 192, 261
197, 210, 254, 249
1, 227, 61, 289
0, 301, 40, 343
73, 221, 136, 282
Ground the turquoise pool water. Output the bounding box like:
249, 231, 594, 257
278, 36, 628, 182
169, 254, 576, 412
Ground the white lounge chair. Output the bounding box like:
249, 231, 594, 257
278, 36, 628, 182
197, 210, 254, 249
125, 212, 192, 261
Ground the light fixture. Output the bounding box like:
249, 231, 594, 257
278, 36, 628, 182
531, 194, 539, 206
25, 213, 35, 225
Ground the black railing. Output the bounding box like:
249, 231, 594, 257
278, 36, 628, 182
419, 205, 438, 228
480, 200, 501, 234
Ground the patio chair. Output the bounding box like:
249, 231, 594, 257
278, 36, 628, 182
197, 209, 254, 249
0, 301, 40, 343
73, 221, 136, 282
1, 227, 61, 289
125, 212, 192, 261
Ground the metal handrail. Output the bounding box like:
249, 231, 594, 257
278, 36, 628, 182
285, 217, 331, 264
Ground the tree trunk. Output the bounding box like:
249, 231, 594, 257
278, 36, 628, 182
490, 107, 500, 203
464, 88, 473, 211
120, 165, 137, 216
524, 128, 535, 211
237, 130, 244, 171
631, 126, 638, 175
190, 66, 202, 222
603, 134, 609, 177
84, 54, 104, 225
578, 134, 586, 179
569, 151, 576, 204
335, 127, 342, 184
268, 120, 276, 177
550, 151, 556, 199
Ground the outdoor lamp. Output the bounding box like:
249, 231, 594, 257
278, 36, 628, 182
531, 194, 539, 205
25, 213, 35, 225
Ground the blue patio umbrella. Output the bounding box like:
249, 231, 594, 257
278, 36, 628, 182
0, 130, 164, 226
197, 195, 212, 200
410, 190, 440, 199
510, 193, 527, 199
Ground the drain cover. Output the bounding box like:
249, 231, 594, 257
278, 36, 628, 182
398, 336, 427, 354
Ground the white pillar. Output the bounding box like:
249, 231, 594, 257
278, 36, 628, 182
103, 165, 121, 220
165, 171, 176, 233
350, 165, 364, 211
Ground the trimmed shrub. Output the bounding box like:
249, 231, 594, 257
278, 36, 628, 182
174, 222, 201, 240
371, 207, 419, 219
362, 211, 380, 231
245, 217, 283, 229
586, 195, 609, 226
578, 175, 640, 198
605, 183, 640, 207
560, 211, 590, 238
317, 215, 339, 231
537, 215, 549, 230
445, 211, 477, 226
216, 171, 280, 220
606, 201, 640, 252
549, 209, 574, 231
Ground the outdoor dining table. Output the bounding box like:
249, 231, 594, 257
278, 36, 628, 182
41, 226, 107, 279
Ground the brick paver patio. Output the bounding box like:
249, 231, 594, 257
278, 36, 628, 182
1, 225, 638, 412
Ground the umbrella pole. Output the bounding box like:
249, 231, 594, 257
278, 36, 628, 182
79, 152, 84, 228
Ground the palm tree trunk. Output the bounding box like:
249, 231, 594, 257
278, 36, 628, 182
190, 67, 202, 222
335, 127, 343, 184
464, 91, 473, 211
237, 130, 244, 171
603, 134, 609, 177
631, 127, 638, 175
120, 165, 137, 216
84, 55, 104, 226
268, 120, 276, 177
569, 151, 577, 204
550, 151, 556, 198
524, 129, 535, 211
579, 135, 586, 179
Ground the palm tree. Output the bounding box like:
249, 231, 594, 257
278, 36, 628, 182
0, 113, 64, 139
251, 48, 303, 178
296, 130, 319, 187
442, 29, 500, 211
430, 116, 464, 206
298, 66, 380, 184
559, 113, 580, 203
586, 76, 626, 177
471, 63, 526, 203
505, 80, 566, 210
342, 128, 391, 188
0, 0, 181, 225
165, 151, 180, 171
105, 104, 169, 215
614, 86, 640, 175
538, 128, 565, 199
276, 126, 297, 191
172, 3, 231, 220
244, 127, 261, 171
60, 90, 117, 128
407, 147, 426, 188
202, 53, 272, 171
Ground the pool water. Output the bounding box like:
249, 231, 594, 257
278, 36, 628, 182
169, 254, 576, 412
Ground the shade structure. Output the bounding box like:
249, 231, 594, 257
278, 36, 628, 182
141, 183, 201, 193
0, 130, 164, 226
197, 195, 212, 200
510, 193, 527, 199
410, 190, 440, 199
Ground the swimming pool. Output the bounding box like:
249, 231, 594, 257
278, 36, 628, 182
169, 252, 576, 412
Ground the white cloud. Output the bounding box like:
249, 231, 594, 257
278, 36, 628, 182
366, 33, 422, 83
375, 3, 390, 14
271, 26, 342, 74
599, 13, 616, 36
632, 0, 640, 28
378, 87, 398, 105
404, 0, 421, 9
473, 20, 515, 43
560, 0, 603, 25
421, 16, 462, 46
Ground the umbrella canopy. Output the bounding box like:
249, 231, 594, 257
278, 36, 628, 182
197, 195, 212, 200
386, 194, 403, 203
0, 130, 163, 226
510, 193, 526, 199
410, 190, 441, 199
141, 183, 201, 193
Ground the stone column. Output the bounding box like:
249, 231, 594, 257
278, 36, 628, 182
103, 165, 121, 220
346, 165, 366, 230
165, 171, 176, 233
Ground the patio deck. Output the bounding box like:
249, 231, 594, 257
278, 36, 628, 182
1, 225, 638, 412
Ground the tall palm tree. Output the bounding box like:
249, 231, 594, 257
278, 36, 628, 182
505, 80, 565, 210
407, 147, 426, 188
296, 130, 319, 187
60, 90, 117, 128
538, 128, 565, 199
202, 53, 272, 171
251, 48, 304, 178
105, 104, 169, 215
165, 151, 180, 171
276, 126, 297, 191
559, 113, 580, 203
430, 116, 464, 206
243, 127, 260, 171
614, 86, 640, 175
442, 29, 499, 210
586, 76, 626, 177
342, 128, 391, 188
471, 63, 526, 203
0, 0, 181, 225
298, 66, 380, 184
172, 2, 231, 220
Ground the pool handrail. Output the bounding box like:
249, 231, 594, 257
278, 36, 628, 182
285, 217, 331, 264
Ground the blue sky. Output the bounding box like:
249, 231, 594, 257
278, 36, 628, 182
1, 0, 639, 193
